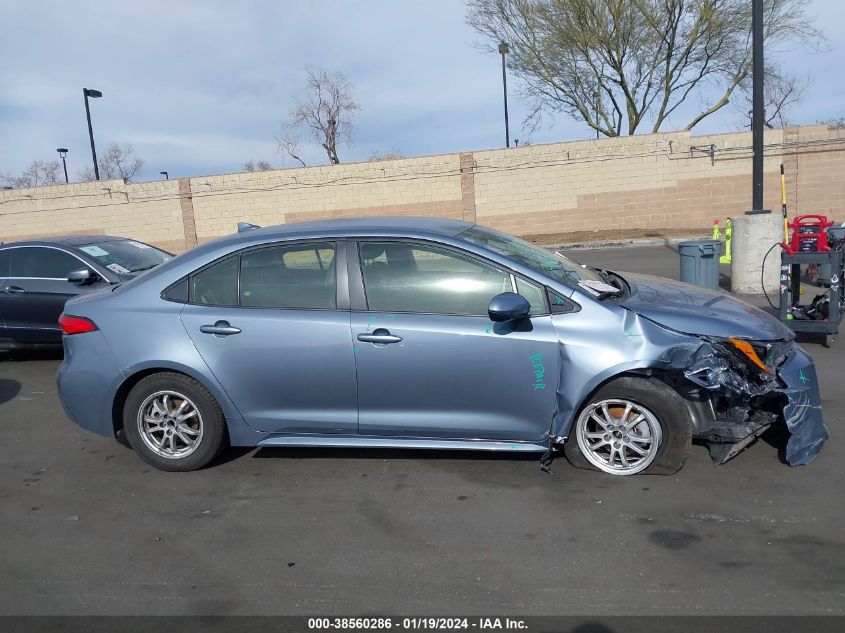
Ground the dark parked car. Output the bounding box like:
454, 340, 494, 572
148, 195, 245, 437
57, 218, 827, 474
0, 236, 172, 349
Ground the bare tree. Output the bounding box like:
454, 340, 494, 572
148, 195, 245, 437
466, 0, 825, 136
2, 160, 62, 188
739, 64, 809, 128
368, 147, 406, 162
243, 160, 274, 172
277, 66, 360, 165
821, 117, 845, 130
79, 142, 145, 181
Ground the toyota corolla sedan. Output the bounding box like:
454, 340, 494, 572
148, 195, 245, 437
57, 218, 828, 474
0, 235, 172, 350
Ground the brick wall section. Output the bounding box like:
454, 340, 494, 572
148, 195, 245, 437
1, 125, 843, 252
178, 178, 198, 250
459, 152, 477, 222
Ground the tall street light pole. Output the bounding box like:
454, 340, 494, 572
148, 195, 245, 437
498, 42, 510, 148
56, 148, 69, 184
160, 171, 169, 180
83, 88, 103, 180
749, 0, 767, 214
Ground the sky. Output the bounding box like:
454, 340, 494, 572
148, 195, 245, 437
1, 0, 844, 182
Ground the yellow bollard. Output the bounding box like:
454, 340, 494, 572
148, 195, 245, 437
720, 218, 732, 264
713, 219, 720, 240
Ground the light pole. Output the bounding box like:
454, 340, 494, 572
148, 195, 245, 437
56, 148, 69, 184
83, 88, 102, 180
160, 171, 169, 180
498, 41, 510, 148
749, 0, 767, 214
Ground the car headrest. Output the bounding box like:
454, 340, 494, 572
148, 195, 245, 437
360, 244, 386, 262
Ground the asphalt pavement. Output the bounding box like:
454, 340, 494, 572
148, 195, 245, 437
1, 244, 843, 616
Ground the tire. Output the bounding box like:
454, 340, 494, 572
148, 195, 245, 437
123, 372, 227, 471
563, 376, 691, 476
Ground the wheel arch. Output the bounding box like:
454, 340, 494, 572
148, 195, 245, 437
110, 363, 244, 439
559, 366, 707, 440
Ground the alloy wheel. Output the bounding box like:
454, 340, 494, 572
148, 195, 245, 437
575, 399, 662, 475
136, 390, 204, 459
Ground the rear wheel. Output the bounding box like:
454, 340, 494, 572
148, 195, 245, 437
563, 376, 691, 476
123, 372, 227, 471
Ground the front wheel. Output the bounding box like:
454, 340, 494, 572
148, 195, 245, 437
563, 376, 691, 476
123, 372, 227, 471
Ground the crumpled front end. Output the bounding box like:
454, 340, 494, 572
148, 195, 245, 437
661, 339, 828, 465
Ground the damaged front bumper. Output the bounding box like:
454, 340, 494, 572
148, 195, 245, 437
664, 341, 829, 465
778, 348, 829, 465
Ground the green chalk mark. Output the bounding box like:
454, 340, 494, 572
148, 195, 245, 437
530, 351, 545, 391
798, 369, 810, 384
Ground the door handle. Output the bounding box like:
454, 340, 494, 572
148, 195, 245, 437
200, 320, 241, 336
4, 286, 24, 294
357, 328, 402, 344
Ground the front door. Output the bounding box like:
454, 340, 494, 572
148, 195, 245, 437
179, 240, 358, 434
351, 240, 559, 442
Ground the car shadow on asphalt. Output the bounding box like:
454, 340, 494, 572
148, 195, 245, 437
759, 422, 791, 464
0, 378, 21, 405
0, 349, 63, 362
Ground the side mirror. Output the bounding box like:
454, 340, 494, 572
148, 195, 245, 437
67, 268, 96, 284
488, 292, 530, 322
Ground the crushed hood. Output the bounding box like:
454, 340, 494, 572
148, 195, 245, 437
618, 272, 792, 340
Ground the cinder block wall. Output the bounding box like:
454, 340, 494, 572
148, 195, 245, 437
2, 124, 843, 252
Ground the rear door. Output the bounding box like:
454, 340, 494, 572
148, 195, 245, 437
0, 246, 104, 345
179, 239, 358, 434
350, 239, 560, 442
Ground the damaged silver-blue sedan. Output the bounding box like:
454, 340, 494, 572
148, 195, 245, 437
57, 218, 828, 474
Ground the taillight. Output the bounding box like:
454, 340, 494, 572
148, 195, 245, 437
59, 314, 98, 335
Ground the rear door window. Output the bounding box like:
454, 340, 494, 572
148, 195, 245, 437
240, 243, 336, 309
187, 242, 337, 309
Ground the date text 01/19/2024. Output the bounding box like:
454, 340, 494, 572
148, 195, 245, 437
307, 617, 528, 630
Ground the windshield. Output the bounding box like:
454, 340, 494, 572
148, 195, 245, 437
78, 240, 172, 274
461, 226, 604, 287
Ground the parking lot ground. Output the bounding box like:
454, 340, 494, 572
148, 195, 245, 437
1, 245, 843, 615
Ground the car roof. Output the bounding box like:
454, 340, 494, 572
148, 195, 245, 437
243, 216, 474, 239
0, 235, 130, 248
186, 216, 477, 256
